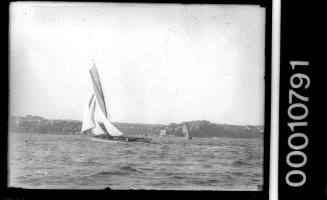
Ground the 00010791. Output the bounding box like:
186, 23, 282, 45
285, 61, 310, 187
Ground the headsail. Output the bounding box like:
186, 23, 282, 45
182, 123, 192, 139
81, 63, 124, 137
81, 93, 96, 133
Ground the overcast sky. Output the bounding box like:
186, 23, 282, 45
10, 2, 266, 125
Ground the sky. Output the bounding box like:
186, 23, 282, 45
9, 2, 266, 125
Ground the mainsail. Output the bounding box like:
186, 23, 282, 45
182, 123, 192, 139
81, 64, 124, 137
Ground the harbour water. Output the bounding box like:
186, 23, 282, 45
9, 132, 263, 190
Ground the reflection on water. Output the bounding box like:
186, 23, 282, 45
9, 132, 263, 190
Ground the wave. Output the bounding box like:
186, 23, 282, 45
119, 165, 141, 173
171, 175, 184, 179
202, 164, 213, 168
231, 171, 244, 176
189, 178, 221, 186
232, 159, 251, 167
77, 160, 104, 166
91, 170, 128, 177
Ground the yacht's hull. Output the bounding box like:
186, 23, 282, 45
92, 134, 152, 143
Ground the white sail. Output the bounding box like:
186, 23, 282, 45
183, 123, 192, 139
81, 64, 124, 137
81, 94, 96, 133
159, 129, 167, 136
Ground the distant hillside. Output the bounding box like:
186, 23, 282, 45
9, 116, 263, 139
163, 120, 263, 139
9, 116, 164, 136
10, 115, 82, 134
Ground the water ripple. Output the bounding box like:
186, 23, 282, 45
9, 132, 263, 190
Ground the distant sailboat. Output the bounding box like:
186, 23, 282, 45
182, 123, 192, 140
81, 63, 152, 143
159, 129, 167, 136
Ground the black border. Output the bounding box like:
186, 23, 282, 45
2, 1, 272, 199
279, 1, 327, 200
1, 0, 10, 199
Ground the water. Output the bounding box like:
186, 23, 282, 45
9, 132, 263, 190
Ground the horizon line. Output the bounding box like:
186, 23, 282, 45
10, 114, 264, 127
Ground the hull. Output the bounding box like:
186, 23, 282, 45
91, 137, 120, 143
92, 135, 152, 143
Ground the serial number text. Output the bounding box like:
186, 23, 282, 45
286, 61, 310, 187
